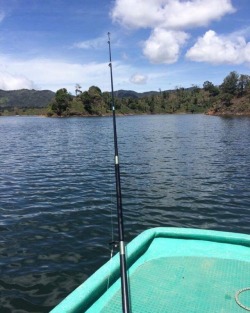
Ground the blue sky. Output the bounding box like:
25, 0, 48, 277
0, 0, 249, 93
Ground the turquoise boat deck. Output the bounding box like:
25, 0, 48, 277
51, 228, 250, 313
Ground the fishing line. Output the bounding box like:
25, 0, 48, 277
107, 126, 116, 291
109, 125, 115, 247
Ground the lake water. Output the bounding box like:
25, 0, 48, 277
0, 114, 250, 312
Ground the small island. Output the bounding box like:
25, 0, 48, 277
0, 71, 249, 117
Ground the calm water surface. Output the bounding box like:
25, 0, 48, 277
0, 114, 250, 312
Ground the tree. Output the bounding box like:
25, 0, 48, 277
203, 81, 219, 97
162, 91, 170, 100
237, 74, 250, 97
80, 91, 91, 113
80, 86, 107, 115
191, 84, 200, 95
88, 86, 102, 97
220, 71, 239, 96
51, 88, 72, 116
75, 84, 82, 96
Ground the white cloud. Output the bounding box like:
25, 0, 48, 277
0, 11, 5, 22
111, 0, 236, 64
73, 35, 106, 50
0, 54, 107, 91
186, 30, 250, 65
0, 71, 36, 90
143, 29, 189, 64
130, 73, 148, 84
230, 26, 250, 39
0, 55, 135, 92
112, 0, 163, 29
111, 0, 235, 30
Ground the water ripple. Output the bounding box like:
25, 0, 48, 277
0, 115, 250, 311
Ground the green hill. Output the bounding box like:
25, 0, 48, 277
115, 89, 159, 99
0, 89, 55, 114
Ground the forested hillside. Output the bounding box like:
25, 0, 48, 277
48, 71, 250, 117
0, 89, 55, 115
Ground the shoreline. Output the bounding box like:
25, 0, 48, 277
2, 110, 250, 118
206, 110, 250, 117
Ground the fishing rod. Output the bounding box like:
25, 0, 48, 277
107, 32, 131, 313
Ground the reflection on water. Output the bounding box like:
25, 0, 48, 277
0, 115, 250, 312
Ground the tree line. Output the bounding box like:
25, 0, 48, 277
47, 71, 250, 117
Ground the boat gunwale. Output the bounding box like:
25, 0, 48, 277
50, 227, 250, 313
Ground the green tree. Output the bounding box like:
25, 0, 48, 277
51, 88, 72, 116
237, 74, 250, 97
191, 85, 200, 95
203, 81, 219, 97
80, 86, 107, 115
88, 86, 102, 97
80, 91, 91, 113
220, 71, 239, 96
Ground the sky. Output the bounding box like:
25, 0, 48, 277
0, 0, 249, 94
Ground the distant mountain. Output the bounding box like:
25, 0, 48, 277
0, 89, 55, 109
0, 88, 162, 110
115, 89, 160, 99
